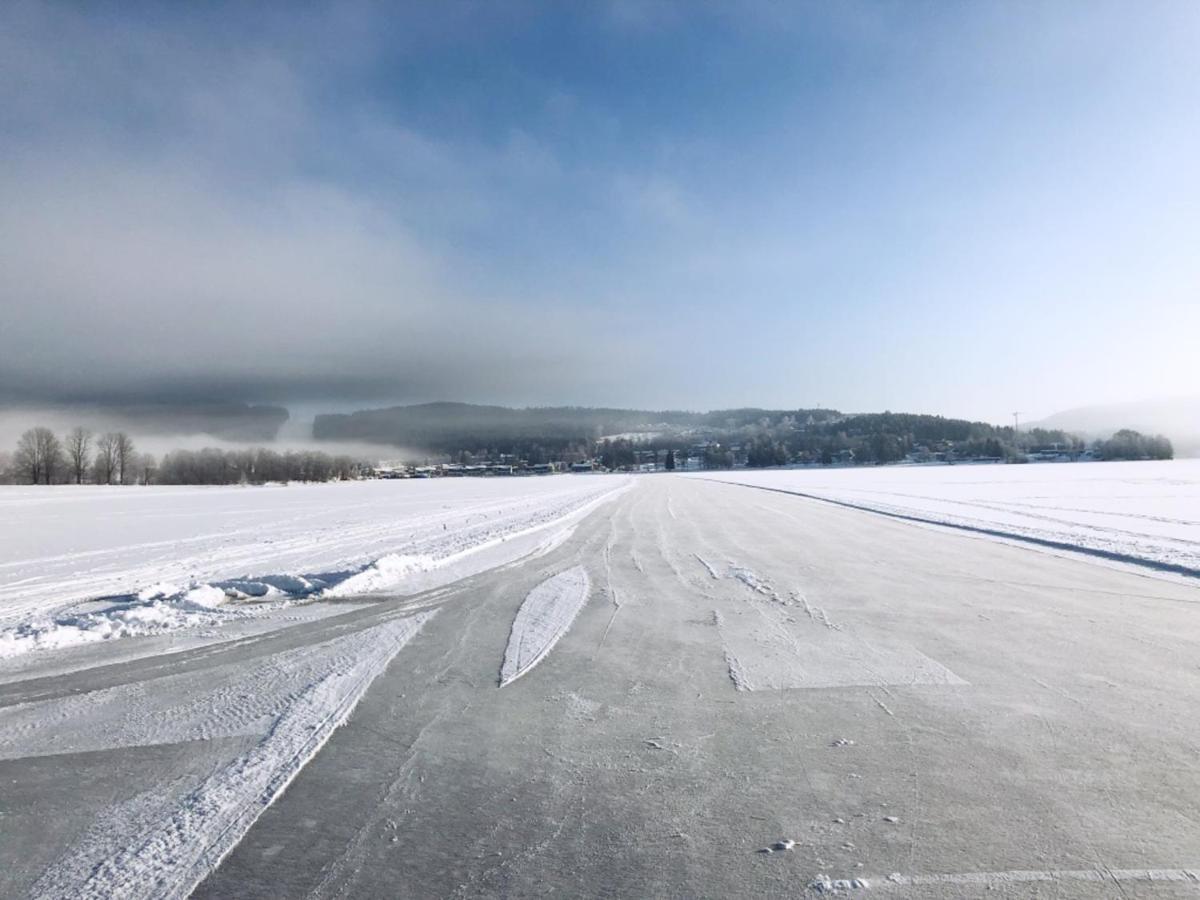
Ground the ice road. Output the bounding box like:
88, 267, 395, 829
2, 470, 1199, 898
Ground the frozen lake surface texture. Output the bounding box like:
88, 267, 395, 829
2, 462, 1198, 898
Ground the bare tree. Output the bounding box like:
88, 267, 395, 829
136, 452, 157, 485
114, 432, 136, 484
65, 426, 93, 484
94, 432, 119, 485
14, 427, 63, 485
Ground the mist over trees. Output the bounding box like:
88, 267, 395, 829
156, 448, 360, 484
314, 402, 846, 453
518, 410, 1174, 471
0, 409, 1177, 484
1, 427, 362, 485
1095, 430, 1174, 461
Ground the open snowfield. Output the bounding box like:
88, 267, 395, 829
2, 469, 1199, 898
0, 477, 629, 658
692, 459, 1200, 580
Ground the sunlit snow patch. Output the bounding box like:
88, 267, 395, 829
0, 578, 343, 659
499, 566, 591, 687
0, 476, 632, 651
321, 554, 439, 597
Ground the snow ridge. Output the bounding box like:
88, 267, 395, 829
1, 478, 631, 659
499, 566, 591, 687
0, 477, 631, 637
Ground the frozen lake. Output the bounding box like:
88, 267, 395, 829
1, 473, 1199, 897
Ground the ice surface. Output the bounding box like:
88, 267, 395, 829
499, 565, 591, 686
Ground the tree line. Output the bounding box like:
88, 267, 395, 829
595, 415, 1175, 471
9, 427, 142, 485
1095, 429, 1173, 461
2, 427, 364, 485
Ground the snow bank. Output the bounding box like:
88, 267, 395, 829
0, 580, 314, 659
0, 477, 629, 657
499, 566, 591, 686
28, 611, 435, 900
322, 553, 439, 597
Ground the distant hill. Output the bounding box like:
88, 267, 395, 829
1031, 397, 1199, 456
312, 402, 839, 450
311, 401, 1113, 466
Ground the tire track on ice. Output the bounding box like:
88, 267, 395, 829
28, 611, 436, 900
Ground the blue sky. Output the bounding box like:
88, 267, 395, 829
2, 1, 1198, 422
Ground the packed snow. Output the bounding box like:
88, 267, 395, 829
499, 565, 592, 686
0, 477, 628, 657
693, 459, 1200, 581
25, 611, 434, 900
712, 561, 965, 691
0, 612, 427, 760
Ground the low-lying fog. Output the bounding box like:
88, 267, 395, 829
0, 407, 413, 464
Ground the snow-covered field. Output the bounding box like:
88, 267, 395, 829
0, 476, 629, 657
692, 459, 1200, 580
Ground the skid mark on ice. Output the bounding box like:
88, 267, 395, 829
309, 700, 472, 899
728, 565, 776, 596
844, 866, 1200, 891
594, 598, 621, 657
694, 554, 721, 579
652, 504, 689, 584
28, 612, 436, 900
499, 567, 592, 687
866, 690, 895, 717
307, 589, 498, 900
448, 786, 590, 899
1031, 703, 1136, 894
799, 594, 841, 630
